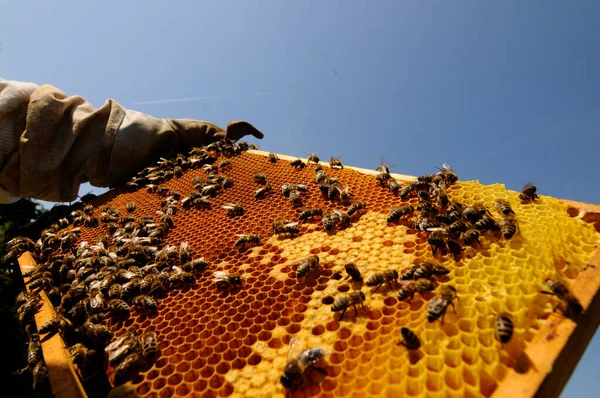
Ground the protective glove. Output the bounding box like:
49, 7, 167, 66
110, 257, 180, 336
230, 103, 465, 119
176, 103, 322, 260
166, 119, 264, 146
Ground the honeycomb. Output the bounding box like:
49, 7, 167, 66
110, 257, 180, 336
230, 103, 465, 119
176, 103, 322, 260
69, 150, 600, 398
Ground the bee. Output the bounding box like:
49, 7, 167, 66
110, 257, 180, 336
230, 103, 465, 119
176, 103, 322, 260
365, 270, 398, 292
400, 327, 421, 350
387, 205, 414, 223
32, 360, 49, 393
39, 315, 71, 338
519, 182, 539, 202
255, 184, 273, 199
331, 291, 366, 320
436, 188, 449, 207
334, 210, 351, 229
221, 176, 234, 189
280, 337, 327, 391
100, 213, 119, 223
446, 239, 464, 258
322, 212, 339, 232
299, 207, 322, 221
273, 220, 300, 237
70, 343, 99, 368
448, 219, 468, 234
108, 284, 123, 300
268, 152, 279, 163
105, 331, 139, 366
475, 216, 501, 234
430, 263, 450, 276
141, 331, 160, 363
108, 299, 131, 318
218, 160, 231, 170
289, 190, 302, 206
223, 203, 244, 217
463, 203, 488, 223
500, 219, 518, 239
125, 201, 136, 213
492, 200, 514, 216
344, 263, 363, 283
201, 184, 220, 197
133, 295, 158, 313
347, 201, 366, 216
540, 279, 583, 317
386, 176, 401, 193
174, 165, 183, 177
417, 190, 430, 202
182, 258, 209, 274
463, 228, 481, 246
113, 352, 141, 386
83, 204, 95, 215
337, 185, 353, 205
213, 271, 243, 291
295, 255, 320, 280
83, 322, 113, 345
494, 313, 514, 344
253, 172, 267, 184
179, 242, 192, 263
306, 152, 320, 164
192, 197, 211, 208
314, 166, 327, 183
399, 184, 413, 199
427, 285, 458, 322
281, 183, 308, 197
376, 156, 394, 174
291, 158, 306, 169
329, 156, 343, 169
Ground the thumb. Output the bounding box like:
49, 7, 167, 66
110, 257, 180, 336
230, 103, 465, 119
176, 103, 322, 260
226, 121, 264, 141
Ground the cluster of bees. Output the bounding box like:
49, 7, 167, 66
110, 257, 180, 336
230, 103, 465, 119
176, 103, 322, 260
6, 138, 587, 397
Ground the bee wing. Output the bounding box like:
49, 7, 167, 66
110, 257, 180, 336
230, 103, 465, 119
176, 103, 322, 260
213, 271, 228, 282
105, 331, 133, 353
222, 204, 235, 210
285, 222, 299, 228
522, 181, 535, 190
425, 227, 446, 232
235, 234, 249, 238
287, 337, 304, 361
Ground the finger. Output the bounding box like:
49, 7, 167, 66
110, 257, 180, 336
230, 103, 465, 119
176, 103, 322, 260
226, 121, 264, 141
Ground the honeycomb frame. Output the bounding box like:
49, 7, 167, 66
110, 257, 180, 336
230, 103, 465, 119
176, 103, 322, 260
17, 149, 600, 398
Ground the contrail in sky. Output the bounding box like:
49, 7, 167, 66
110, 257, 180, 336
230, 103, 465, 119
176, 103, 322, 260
132, 92, 272, 106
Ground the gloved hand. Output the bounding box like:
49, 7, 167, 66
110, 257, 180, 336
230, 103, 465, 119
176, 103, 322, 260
166, 119, 264, 148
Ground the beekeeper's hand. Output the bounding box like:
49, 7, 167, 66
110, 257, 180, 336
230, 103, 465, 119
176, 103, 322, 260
0, 79, 263, 203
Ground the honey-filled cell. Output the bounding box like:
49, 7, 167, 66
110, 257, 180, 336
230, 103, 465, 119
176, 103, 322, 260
29, 146, 600, 398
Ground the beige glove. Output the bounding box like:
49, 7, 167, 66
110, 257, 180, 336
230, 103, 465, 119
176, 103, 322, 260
0, 80, 263, 202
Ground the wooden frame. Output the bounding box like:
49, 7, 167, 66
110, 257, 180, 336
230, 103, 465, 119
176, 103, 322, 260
16, 154, 600, 398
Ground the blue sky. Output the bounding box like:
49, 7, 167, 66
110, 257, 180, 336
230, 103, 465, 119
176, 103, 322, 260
1, 1, 599, 396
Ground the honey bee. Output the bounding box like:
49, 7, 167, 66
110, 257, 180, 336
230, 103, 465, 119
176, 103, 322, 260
109, 299, 131, 318
436, 188, 449, 207
448, 219, 468, 234
446, 239, 464, 258
338, 185, 353, 205
400, 327, 421, 350
141, 331, 160, 363
295, 255, 320, 280
83, 322, 113, 345
182, 258, 209, 274
306, 152, 320, 164
327, 182, 341, 201
174, 165, 183, 177
365, 270, 398, 292
331, 291, 366, 320
113, 352, 141, 386
427, 285, 458, 322
519, 182, 539, 202
213, 271, 243, 291
322, 212, 339, 232
255, 184, 273, 199
280, 337, 327, 392
397, 278, 435, 301
494, 199, 515, 216
100, 213, 119, 223
281, 183, 308, 197
376, 156, 394, 174
268, 152, 279, 163
344, 263, 363, 283
540, 279, 583, 317
290, 158, 306, 169
105, 331, 139, 366
500, 219, 518, 239
201, 184, 220, 197
299, 207, 323, 221
417, 190, 430, 202
39, 315, 71, 338
475, 216, 501, 234
329, 156, 343, 169
289, 190, 302, 206
463, 228, 481, 247
32, 360, 49, 393
273, 220, 300, 237
387, 205, 414, 223
133, 295, 158, 313
314, 166, 327, 183
221, 203, 244, 217
463, 203, 488, 223
253, 172, 267, 184
218, 160, 231, 170
399, 184, 413, 199
334, 210, 351, 228
495, 313, 514, 344
125, 201, 136, 213
347, 201, 366, 216
69, 343, 99, 368
83, 204, 95, 215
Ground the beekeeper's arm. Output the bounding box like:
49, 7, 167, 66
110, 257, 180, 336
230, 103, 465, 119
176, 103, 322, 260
0, 79, 263, 203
